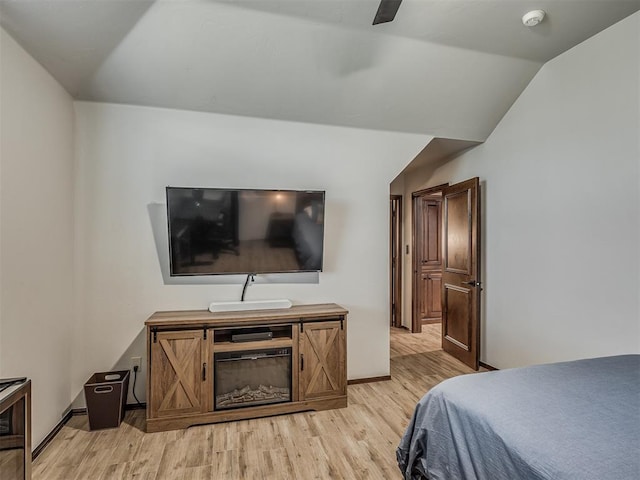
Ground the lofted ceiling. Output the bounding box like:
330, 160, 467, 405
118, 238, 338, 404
1, 0, 638, 142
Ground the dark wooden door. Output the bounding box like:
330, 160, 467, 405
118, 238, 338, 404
299, 321, 346, 400
390, 195, 402, 327
424, 271, 442, 319
149, 330, 207, 418
412, 193, 443, 332
442, 177, 481, 370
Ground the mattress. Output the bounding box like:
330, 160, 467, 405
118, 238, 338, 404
397, 355, 640, 480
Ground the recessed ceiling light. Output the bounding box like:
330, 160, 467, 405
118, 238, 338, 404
522, 10, 546, 27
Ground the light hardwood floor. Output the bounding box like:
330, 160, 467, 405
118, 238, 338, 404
33, 325, 480, 480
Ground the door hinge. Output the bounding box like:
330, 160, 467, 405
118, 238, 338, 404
340, 318, 344, 330
203, 328, 207, 340
300, 322, 304, 333
152, 328, 157, 343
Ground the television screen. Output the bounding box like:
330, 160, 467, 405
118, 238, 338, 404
166, 187, 325, 276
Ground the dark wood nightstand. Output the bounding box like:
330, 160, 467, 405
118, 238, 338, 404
0, 379, 31, 480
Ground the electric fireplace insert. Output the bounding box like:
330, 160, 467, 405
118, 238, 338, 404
214, 347, 292, 410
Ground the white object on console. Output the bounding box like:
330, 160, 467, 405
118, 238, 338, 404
208, 299, 293, 313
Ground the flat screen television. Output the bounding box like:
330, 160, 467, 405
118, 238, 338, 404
166, 187, 325, 276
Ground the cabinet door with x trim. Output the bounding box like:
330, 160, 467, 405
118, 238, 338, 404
299, 320, 346, 401
149, 330, 208, 418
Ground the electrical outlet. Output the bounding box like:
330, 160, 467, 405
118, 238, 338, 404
131, 356, 142, 371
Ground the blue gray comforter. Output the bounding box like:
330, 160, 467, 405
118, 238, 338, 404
397, 355, 640, 480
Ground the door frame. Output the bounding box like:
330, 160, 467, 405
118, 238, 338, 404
411, 183, 448, 333
390, 195, 403, 327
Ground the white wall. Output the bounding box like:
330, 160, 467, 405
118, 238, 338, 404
71, 101, 431, 402
400, 13, 640, 367
0, 29, 75, 445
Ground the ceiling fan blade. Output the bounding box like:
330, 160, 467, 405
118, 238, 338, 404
372, 0, 402, 25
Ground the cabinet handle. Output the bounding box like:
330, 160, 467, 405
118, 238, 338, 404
202, 362, 207, 381
301, 354, 304, 371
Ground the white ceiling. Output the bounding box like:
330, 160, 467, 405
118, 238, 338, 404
1, 0, 638, 141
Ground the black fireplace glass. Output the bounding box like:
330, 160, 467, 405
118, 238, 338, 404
214, 347, 292, 410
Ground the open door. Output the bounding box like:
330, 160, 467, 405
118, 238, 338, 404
441, 177, 481, 370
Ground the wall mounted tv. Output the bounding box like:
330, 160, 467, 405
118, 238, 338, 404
166, 187, 325, 276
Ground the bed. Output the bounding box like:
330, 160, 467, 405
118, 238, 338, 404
397, 355, 640, 480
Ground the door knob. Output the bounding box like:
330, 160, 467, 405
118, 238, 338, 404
462, 280, 480, 287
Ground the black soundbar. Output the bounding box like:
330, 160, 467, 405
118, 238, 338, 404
231, 329, 273, 342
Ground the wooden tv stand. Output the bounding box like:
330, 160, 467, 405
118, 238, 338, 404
145, 303, 347, 433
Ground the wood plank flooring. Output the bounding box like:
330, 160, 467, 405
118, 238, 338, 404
33, 325, 480, 480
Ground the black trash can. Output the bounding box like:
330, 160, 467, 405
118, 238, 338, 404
83, 370, 130, 431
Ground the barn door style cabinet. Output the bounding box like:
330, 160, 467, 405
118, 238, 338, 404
145, 304, 347, 433
299, 321, 346, 401
149, 330, 207, 419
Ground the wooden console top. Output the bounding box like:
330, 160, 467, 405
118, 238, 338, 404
146, 303, 348, 328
